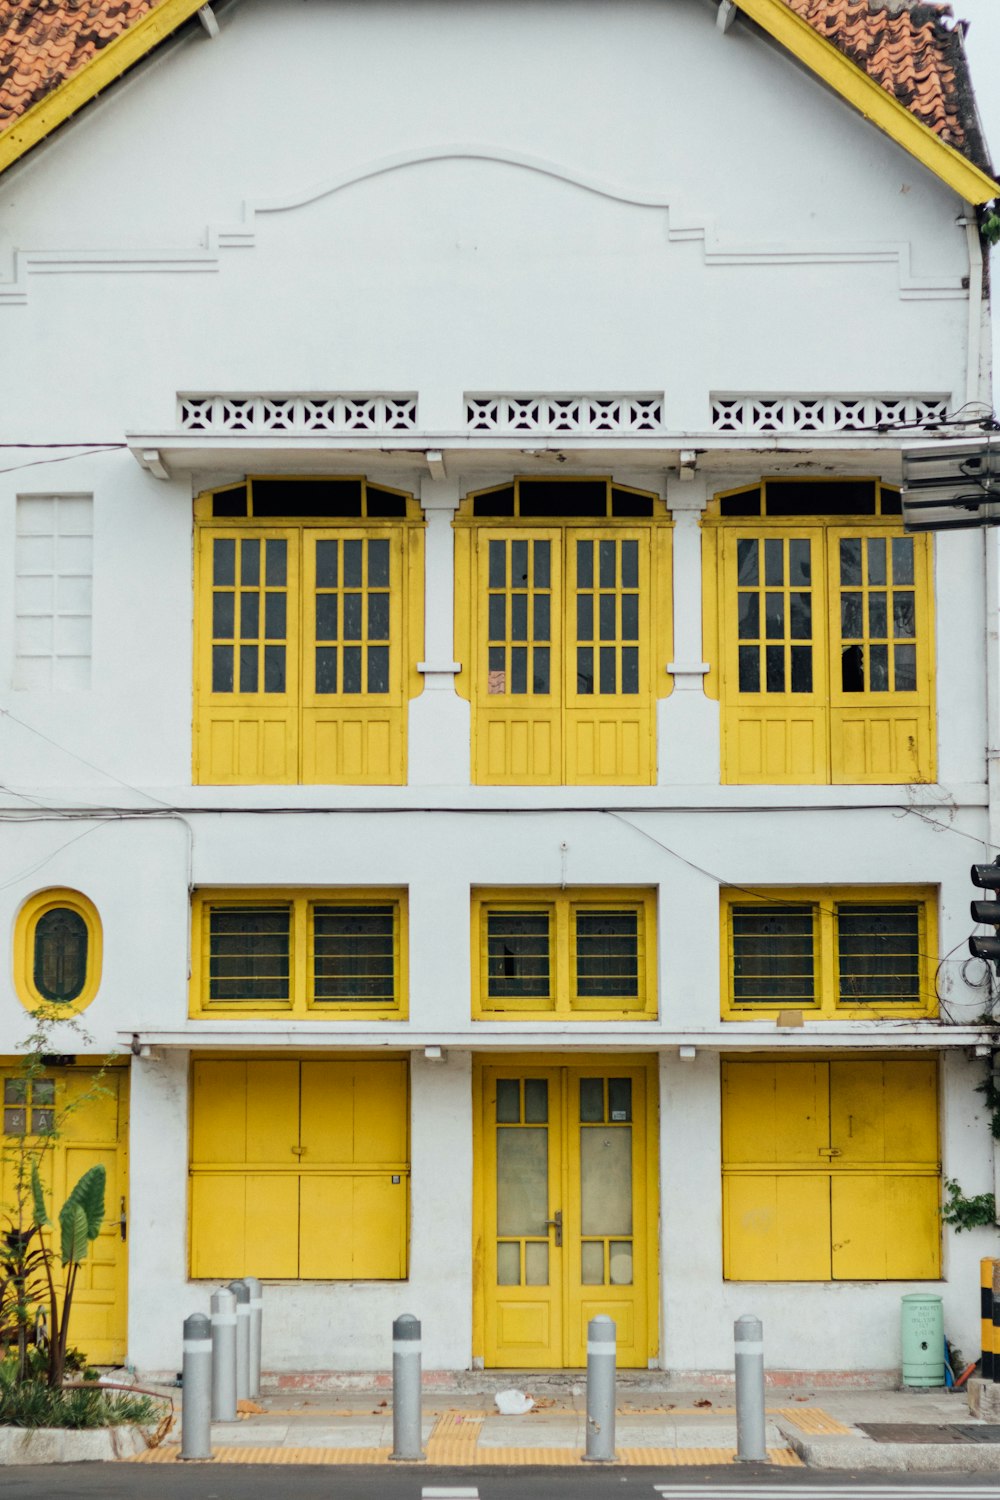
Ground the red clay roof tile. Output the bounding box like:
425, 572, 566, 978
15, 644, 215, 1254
0, 0, 161, 128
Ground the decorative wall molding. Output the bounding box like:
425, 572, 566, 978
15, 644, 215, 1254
710, 395, 950, 434
178, 394, 418, 434
466, 394, 664, 435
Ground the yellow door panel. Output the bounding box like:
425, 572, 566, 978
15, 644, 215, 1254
723, 1174, 831, 1280
201, 711, 298, 785
722, 1062, 829, 1165
351, 1062, 409, 1163
247, 1062, 300, 1165
302, 709, 402, 784
190, 1061, 248, 1164
831, 1175, 940, 1279
482, 713, 560, 783
566, 711, 652, 785
832, 710, 928, 784
299, 1174, 408, 1278
190, 1172, 299, 1278
830, 1060, 938, 1164
729, 710, 827, 784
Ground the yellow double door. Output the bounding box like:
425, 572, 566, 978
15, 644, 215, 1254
475, 1059, 657, 1368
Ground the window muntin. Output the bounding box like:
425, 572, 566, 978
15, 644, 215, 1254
839, 535, 916, 694
3, 1076, 55, 1136
722, 888, 934, 1019
191, 890, 407, 1018
474, 889, 656, 1019
14, 889, 102, 1014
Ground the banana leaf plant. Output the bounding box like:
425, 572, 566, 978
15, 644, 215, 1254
29, 1162, 106, 1387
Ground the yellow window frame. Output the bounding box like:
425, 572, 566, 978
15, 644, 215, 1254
189, 889, 408, 1020
702, 479, 935, 786
13, 888, 103, 1015
193, 478, 425, 787
720, 886, 938, 1021
472, 887, 657, 1020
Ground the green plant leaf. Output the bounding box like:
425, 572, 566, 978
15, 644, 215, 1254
29, 1163, 49, 1228
62, 1164, 105, 1242
59, 1201, 89, 1267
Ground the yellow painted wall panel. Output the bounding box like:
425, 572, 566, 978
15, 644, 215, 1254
191, 1061, 248, 1164
246, 1062, 300, 1165
301, 1061, 353, 1163
299, 1175, 407, 1278
830, 1060, 938, 1165
190, 1173, 247, 1278
722, 1062, 829, 1164
724, 1174, 831, 1280
352, 1061, 409, 1163
831, 1175, 940, 1279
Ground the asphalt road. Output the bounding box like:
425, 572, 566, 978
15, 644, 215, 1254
4, 1468, 1000, 1500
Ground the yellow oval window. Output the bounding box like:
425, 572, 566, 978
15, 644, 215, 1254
14, 889, 102, 1014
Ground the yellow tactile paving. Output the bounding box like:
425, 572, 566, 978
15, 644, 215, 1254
133, 1442, 801, 1467
424, 1410, 486, 1464
134, 1446, 394, 1464
774, 1406, 853, 1435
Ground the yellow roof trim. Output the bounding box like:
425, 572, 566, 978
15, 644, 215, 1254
0, 0, 209, 176
736, 0, 1000, 205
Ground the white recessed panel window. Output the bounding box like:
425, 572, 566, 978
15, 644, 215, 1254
14, 496, 93, 690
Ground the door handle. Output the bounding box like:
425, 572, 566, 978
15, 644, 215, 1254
119, 1196, 127, 1242
544, 1211, 563, 1247
818, 1147, 842, 1158
291, 1146, 306, 1156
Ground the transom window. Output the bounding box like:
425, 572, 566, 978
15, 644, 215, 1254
191, 890, 406, 1019
721, 887, 935, 1019
473, 888, 656, 1018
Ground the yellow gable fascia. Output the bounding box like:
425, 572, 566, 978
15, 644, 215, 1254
0, 0, 209, 176
737, 0, 1000, 205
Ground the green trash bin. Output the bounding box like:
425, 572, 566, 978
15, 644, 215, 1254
901, 1293, 945, 1387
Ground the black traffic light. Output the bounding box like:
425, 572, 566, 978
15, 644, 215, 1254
970, 856, 1000, 970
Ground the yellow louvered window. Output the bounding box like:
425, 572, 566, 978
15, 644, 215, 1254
194, 478, 424, 785
704, 480, 934, 784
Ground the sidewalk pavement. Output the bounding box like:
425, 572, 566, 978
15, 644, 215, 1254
131, 1378, 1000, 1472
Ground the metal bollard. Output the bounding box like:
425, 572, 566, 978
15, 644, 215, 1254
244, 1275, 263, 1400
229, 1280, 251, 1402
583, 1315, 617, 1462
981, 1259, 995, 1380
992, 1265, 1000, 1385
390, 1313, 425, 1460
734, 1314, 767, 1463
210, 1286, 237, 1422
180, 1313, 214, 1461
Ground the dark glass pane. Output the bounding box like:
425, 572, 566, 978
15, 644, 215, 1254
343, 540, 363, 588
621, 647, 639, 693
489, 594, 506, 642
868, 593, 887, 639
263, 646, 285, 693
368, 592, 390, 641
208, 906, 290, 1002
518, 479, 606, 516
253, 479, 362, 516
738, 593, 759, 640
577, 540, 593, 588
489, 541, 506, 589
577, 647, 594, 693
212, 486, 248, 518
265, 538, 287, 587
576, 911, 638, 997
869, 643, 889, 691
765, 594, 784, 640
367, 646, 389, 692
840, 537, 862, 586
213, 591, 234, 639
365, 486, 407, 518
577, 594, 594, 642
534, 594, 550, 641
496, 1079, 520, 1122
316, 647, 338, 693
533, 646, 550, 694
534, 541, 551, 589
893, 592, 915, 638
765, 645, 785, 692
511, 540, 528, 584
599, 593, 616, 641
894, 643, 917, 692
343, 593, 362, 641
316, 539, 338, 588
790, 645, 812, 693
32, 1080, 54, 1106
511, 593, 528, 641
33, 909, 88, 1003
212, 645, 233, 693
881, 486, 903, 516
737, 538, 758, 585
599, 541, 616, 588
342, 645, 362, 693
3, 1079, 27, 1105
488, 647, 506, 692
621, 593, 638, 640
240, 538, 259, 586
608, 1077, 632, 1122
867, 536, 886, 586
767, 480, 876, 516
739, 646, 760, 693
892, 536, 914, 584
524, 1078, 548, 1122
789, 593, 811, 640
313, 905, 395, 1003
841, 592, 863, 639
487, 912, 550, 997
611, 488, 653, 517
842, 645, 865, 692
32, 1109, 54, 1136
837, 903, 919, 1004
474, 486, 514, 518
213, 538, 236, 586
731, 904, 815, 1005
368, 538, 390, 587
240, 590, 259, 640
720, 487, 762, 517
316, 593, 338, 641
580, 1078, 604, 1122
239, 645, 258, 693
788, 539, 811, 585
621, 540, 638, 588
511, 646, 528, 694
599, 646, 616, 694
265, 591, 286, 640
764, 539, 784, 586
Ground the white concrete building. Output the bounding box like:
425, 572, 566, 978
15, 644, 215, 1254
0, 0, 998, 1382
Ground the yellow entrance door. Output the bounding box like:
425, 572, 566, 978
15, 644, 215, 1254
478, 1061, 655, 1368
1, 1064, 128, 1365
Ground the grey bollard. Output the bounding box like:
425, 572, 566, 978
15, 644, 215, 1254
584, 1315, 617, 1462
228, 1280, 251, 1402
180, 1313, 213, 1461
244, 1275, 263, 1400
210, 1287, 237, 1422
734, 1314, 767, 1463
389, 1313, 425, 1460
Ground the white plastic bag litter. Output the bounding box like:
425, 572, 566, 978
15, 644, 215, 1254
494, 1388, 535, 1415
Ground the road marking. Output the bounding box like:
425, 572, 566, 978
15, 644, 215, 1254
656, 1488, 1000, 1499
422, 1489, 480, 1498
